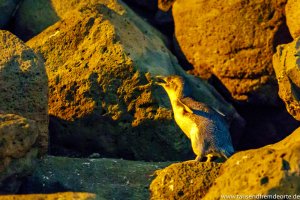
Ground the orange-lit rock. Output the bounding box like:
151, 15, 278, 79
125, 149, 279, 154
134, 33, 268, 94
0, 192, 96, 200
203, 127, 300, 199
150, 161, 221, 200
286, 0, 300, 39
173, 0, 290, 105
273, 37, 300, 121
158, 0, 175, 12
27, 1, 243, 161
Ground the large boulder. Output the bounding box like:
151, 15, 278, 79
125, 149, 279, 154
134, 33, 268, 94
172, 0, 291, 105
20, 156, 171, 199
286, 0, 300, 39
150, 161, 221, 200
26, 0, 243, 161
0, 114, 39, 193
0, 0, 20, 28
273, 37, 300, 121
203, 126, 300, 199
0, 30, 48, 154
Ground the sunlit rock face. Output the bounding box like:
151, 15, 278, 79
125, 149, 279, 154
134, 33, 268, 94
286, 0, 300, 39
273, 37, 300, 121
203, 127, 300, 199
172, 0, 291, 105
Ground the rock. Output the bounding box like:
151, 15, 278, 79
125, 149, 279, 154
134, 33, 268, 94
286, 0, 300, 39
0, 114, 39, 193
273, 37, 300, 121
19, 156, 171, 199
0, 30, 48, 154
27, 1, 243, 161
235, 105, 300, 150
203, 127, 300, 199
0, 0, 20, 28
172, 0, 292, 105
150, 161, 221, 200
0, 192, 96, 200
10, 0, 60, 41
158, 0, 175, 12
123, 0, 158, 11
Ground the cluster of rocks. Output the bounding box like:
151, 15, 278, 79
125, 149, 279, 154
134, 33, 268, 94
1, 0, 300, 198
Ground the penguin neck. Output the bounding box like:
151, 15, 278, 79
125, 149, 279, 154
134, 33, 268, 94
168, 95, 185, 115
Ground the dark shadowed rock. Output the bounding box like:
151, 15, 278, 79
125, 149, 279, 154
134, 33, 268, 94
150, 161, 221, 200
173, 0, 291, 105
26, 1, 243, 161
0, 0, 20, 28
273, 37, 300, 121
286, 0, 300, 39
203, 127, 300, 199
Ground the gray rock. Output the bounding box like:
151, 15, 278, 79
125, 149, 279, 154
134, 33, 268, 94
0, 114, 38, 193
20, 156, 171, 200
0, 30, 48, 154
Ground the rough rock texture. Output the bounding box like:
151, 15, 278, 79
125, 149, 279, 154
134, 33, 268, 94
27, 1, 243, 161
173, 0, 291, 104
0, 114, 39, 193
273, 37, 300, 121
203, 127, 300, 199
286, 0, 300, 39
0, 0, 20, 28
0, 30, 48, 154
0, 192, 96, 200
150, 161, 221, 200
158, 0, 175, 12
20, 156, 171, 199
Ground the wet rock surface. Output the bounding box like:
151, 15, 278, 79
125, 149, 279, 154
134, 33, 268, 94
20, 156, 170, 200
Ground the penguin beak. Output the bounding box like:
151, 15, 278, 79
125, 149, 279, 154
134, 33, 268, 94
155, 76, 167, 86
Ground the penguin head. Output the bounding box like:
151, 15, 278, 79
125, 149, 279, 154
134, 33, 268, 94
155, 75, 184, 99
